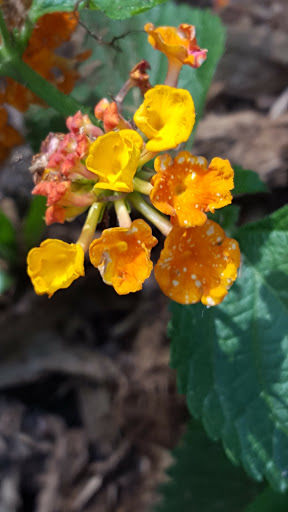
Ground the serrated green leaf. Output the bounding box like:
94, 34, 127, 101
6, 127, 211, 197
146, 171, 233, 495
77, 5, 225, 135
23, 196, 46, 250
89, 0, 167, 19
154, 422, 261, 512
0, 210, 17, 262
234, 165, 269, 196
29, 0, 166, 22
170, 205, 288, 491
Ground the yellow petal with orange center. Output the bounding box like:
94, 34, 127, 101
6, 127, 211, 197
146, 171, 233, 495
154, 220, 240, 305
27, 239, 85, 297
86, 130, 143, 193
151, 152, 234, 227
89, 219, 158, 295
133, 85, 195, 152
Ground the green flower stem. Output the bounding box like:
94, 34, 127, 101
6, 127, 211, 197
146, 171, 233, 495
77, 202, 104, 251
136, 168, 155, 181
0, 47, 101, 125
0, 10, 12, 50
129, 192, 172, 236
133, 177, 153, 195
115, 199, 132, 228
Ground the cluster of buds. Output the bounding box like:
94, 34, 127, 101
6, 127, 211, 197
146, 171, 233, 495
27, 22, 240, 306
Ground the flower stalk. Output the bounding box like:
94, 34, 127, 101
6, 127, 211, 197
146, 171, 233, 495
133, 176, 153, 195
115, 199, 132, 228
129, 192, 172, 236
164, 58, 183, 87
77, 202, 104, 251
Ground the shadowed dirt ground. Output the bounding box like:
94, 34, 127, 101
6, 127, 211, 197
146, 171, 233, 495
0, 0, 287, 510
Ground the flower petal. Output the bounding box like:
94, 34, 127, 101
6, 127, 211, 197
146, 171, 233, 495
154, 220, 240, 305
89, 219, 158, 294
151, 152, 234, 227
145, 23, 207, 68
86, 130, 143, 192
133, 85, 195, 152
27, 239, 85, 297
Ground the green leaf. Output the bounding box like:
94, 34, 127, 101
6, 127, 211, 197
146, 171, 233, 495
0, 269, 14, 294
29, 0, 167, 22
0, 210, 17, 262
208, 204, 240, 236
245, 487, 288, 512
77, 5, 225, 134
155, 422, 261, 512
29, 0, 88, 22
234, 165, 269, 196
89, 0, 167, 19
23, 196, 46, 250
170, 205, 288, 491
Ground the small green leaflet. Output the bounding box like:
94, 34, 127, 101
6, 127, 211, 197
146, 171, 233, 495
170, 205, 288, 491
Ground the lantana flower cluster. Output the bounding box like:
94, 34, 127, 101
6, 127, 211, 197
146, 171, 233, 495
27, 22, 240, 306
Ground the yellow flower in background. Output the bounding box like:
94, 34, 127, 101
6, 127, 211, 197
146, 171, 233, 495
145, 23, 207, 69
154, 220, 240, 306
133, 85, 195, 152
151, 152, 234, 227
89, 219, 158, 295
27, 239, 85, 297
86, 130, 143, 193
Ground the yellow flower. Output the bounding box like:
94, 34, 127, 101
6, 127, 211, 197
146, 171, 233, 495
89, 219, 158, 295
86, 130, 143, 193
27, 239, 85, 297
145, 23, 207, 69
133, 85, 195, 152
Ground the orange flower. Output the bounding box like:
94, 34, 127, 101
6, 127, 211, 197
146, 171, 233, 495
145, 23, 207, 69
150, 152, 234, 227
26, 12, 79, 52
89, 219, 158, 294
154, 220, 240, 306
1, 12, 90, 113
